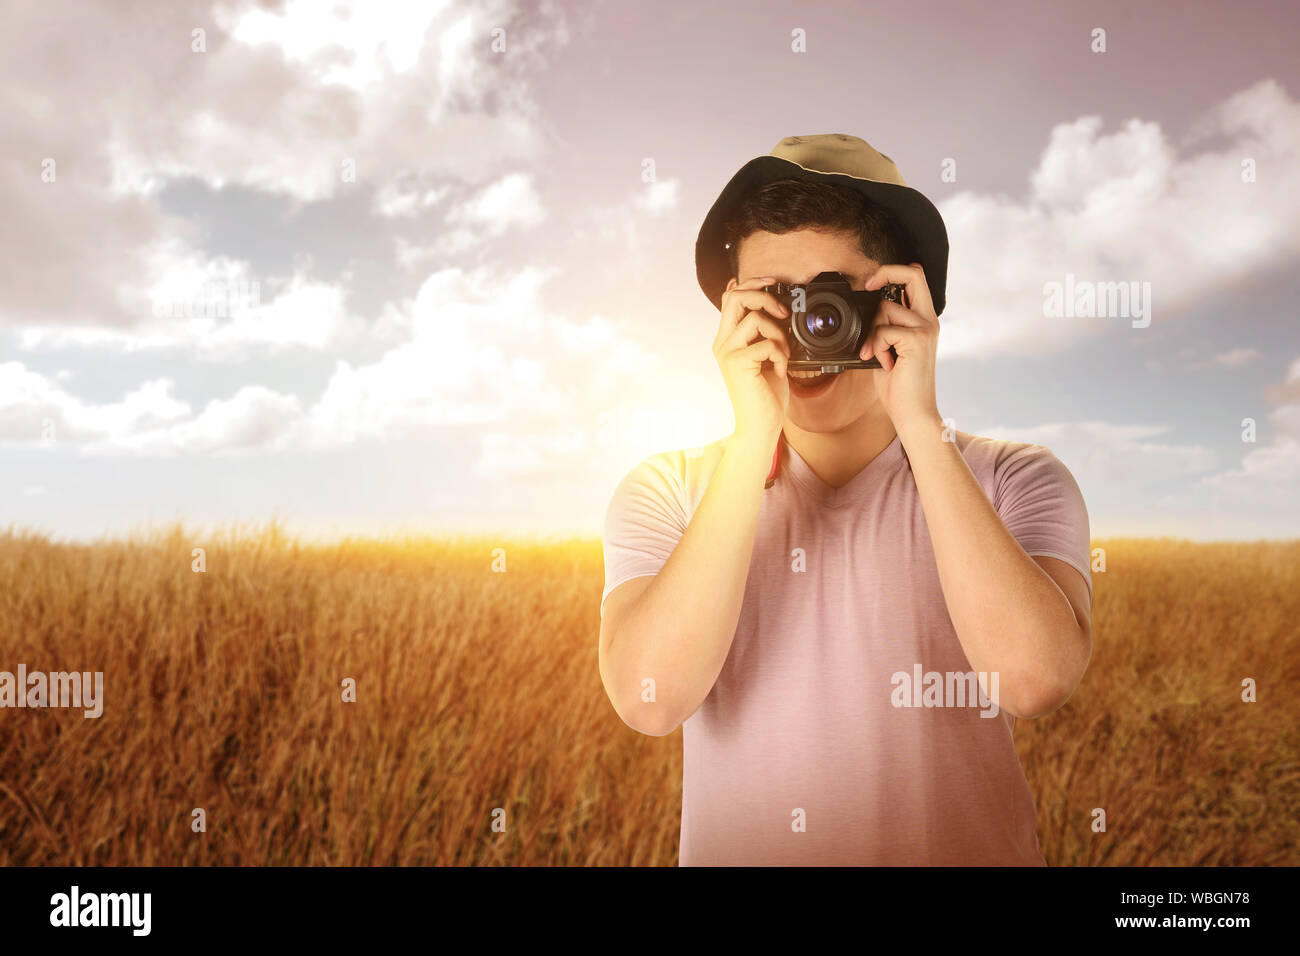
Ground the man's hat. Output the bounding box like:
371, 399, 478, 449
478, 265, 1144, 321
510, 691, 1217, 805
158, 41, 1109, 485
694, 133, 949, 316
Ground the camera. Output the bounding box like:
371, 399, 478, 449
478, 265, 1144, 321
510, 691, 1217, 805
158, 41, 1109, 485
762, 271, 908, 372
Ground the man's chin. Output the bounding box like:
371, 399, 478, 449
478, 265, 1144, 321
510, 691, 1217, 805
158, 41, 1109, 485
787, 388, 879, 435
787, 405, 855, 435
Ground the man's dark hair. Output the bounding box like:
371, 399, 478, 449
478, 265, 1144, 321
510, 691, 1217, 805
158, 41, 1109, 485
720, 178, 914, 280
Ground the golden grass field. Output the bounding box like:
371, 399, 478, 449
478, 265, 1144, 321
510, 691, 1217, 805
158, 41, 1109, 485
0, 527, 1296, 866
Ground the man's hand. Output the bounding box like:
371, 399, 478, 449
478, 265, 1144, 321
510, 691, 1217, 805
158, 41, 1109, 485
859, 262, 941, 433
716, 276, 792, 445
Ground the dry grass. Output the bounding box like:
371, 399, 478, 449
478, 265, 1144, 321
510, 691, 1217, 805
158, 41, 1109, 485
1017, 537, 1300, 866
0, 527, 1295, 865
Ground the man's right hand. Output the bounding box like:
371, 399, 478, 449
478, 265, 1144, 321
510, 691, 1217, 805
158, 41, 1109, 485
712, 276, 792, 445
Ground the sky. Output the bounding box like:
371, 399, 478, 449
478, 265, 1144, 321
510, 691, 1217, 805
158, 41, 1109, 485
2, 0, 1298, 542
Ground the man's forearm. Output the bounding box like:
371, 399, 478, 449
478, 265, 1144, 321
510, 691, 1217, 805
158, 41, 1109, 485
897, 415, 1089, 717
606, 432, 774, 733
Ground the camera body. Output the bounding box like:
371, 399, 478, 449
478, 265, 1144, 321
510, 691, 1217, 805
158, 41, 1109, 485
762, 271, 908, 372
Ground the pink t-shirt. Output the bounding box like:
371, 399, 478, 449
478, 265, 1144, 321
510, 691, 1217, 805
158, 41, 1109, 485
600, 430, 1092, 866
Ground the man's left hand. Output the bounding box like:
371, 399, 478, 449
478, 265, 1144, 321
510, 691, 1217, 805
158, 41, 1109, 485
860, 262, 941, 433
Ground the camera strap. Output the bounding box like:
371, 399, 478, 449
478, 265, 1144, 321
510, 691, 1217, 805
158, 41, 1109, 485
763, 435, 783, 489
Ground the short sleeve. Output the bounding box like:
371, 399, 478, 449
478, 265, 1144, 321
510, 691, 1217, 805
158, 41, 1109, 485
993, 445, 1093, 601
600, 453, 690, 615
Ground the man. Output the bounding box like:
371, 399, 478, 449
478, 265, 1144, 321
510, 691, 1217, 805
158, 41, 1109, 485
598, 134, 1093, 866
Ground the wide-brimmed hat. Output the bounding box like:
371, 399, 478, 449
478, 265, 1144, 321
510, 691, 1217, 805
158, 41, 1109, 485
694, 133, 949, 315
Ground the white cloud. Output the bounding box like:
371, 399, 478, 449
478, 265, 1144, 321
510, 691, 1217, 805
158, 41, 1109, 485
0, 361, 188, 444
226, 0, 450, 90
392, 171, 544, 265
0, 360, 301, 456
1200, 357, 1300, 506
938, 80, 1300, 358
574, 179, 684, 273
1, 257, 662, 462
100, 386, 304, 456
445, 172, 545, 231
372, 180, 449, 219
16, 241, 366, 359
1206, 432, 1300, 485
976, 420, 1217, 485
301, 264, 594, 445
1148, 345, 1263, 373
0, 0, 566, 336
1266, 355, 1300, 403
1211, 348, 1261, 369
633, 179, 680, 215
394, 236, 442, 270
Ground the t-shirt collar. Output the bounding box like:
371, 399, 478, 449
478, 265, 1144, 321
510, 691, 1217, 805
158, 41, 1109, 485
780, 432, 907, 508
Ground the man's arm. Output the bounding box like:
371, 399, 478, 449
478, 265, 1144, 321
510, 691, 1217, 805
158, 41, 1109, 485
894, 421, 1092, 718
861, 262, 1092, 719
599, 435, 774, 736
599, 276, 795, 736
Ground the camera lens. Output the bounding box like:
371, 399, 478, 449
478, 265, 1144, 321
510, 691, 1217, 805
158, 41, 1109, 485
804, 305, 841, 338
794, 290, 859, 355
